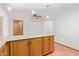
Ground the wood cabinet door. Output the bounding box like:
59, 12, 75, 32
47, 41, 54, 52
0, 45, 4, 56
10, 41, 14, 56
30, 38, 42, 56
42, 36, 49, 55
0, 43, 9, 56
3, 43, 10, 56
49, 36, 54, 53
10, 40, 29, 56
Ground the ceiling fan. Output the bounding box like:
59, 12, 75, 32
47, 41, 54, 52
29, 11, 43, 21
33, 14, 42, 19
30, 9, 49, 22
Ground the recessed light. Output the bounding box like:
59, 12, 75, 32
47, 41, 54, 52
46, 16, 49, 19
7, 6, 12, 11
32, 10, 35, 14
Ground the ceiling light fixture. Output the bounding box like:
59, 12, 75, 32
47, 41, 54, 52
7, 6, 12, 11
46, 16, 49, 19
32, 10, 35, 14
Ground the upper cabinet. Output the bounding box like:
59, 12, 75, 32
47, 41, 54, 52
13, 20, 23, 36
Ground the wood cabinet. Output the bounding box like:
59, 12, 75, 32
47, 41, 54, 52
9, 40, 29, 56
4, 43, 10, 56
0, 43, 9, 56
30, 38, 42, 56
0, 45, 4, 56
42, 36, 54, 55
8, 35, 54, 56
42, 36, 49, 55
49, 36, 54, 53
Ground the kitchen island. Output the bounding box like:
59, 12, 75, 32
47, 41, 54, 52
0, 35, 54, 56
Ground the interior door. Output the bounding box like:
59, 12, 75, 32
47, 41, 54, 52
13, 20, 23, 36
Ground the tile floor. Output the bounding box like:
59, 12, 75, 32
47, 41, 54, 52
48, 42, 79, 56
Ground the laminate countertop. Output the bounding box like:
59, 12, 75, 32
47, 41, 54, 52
0, 34, 54, 48
7, 34, 54, 41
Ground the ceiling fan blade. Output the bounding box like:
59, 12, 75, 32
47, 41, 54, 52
37, 16, 42, 17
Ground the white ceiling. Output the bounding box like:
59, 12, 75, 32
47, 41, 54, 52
0, 3, 79, 19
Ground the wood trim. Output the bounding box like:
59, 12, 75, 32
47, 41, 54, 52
9, 41, 14, 56
8, 42, 10, 56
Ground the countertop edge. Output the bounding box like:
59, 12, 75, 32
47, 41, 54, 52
0, 35, 54, 48
7, 34, 54, 42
